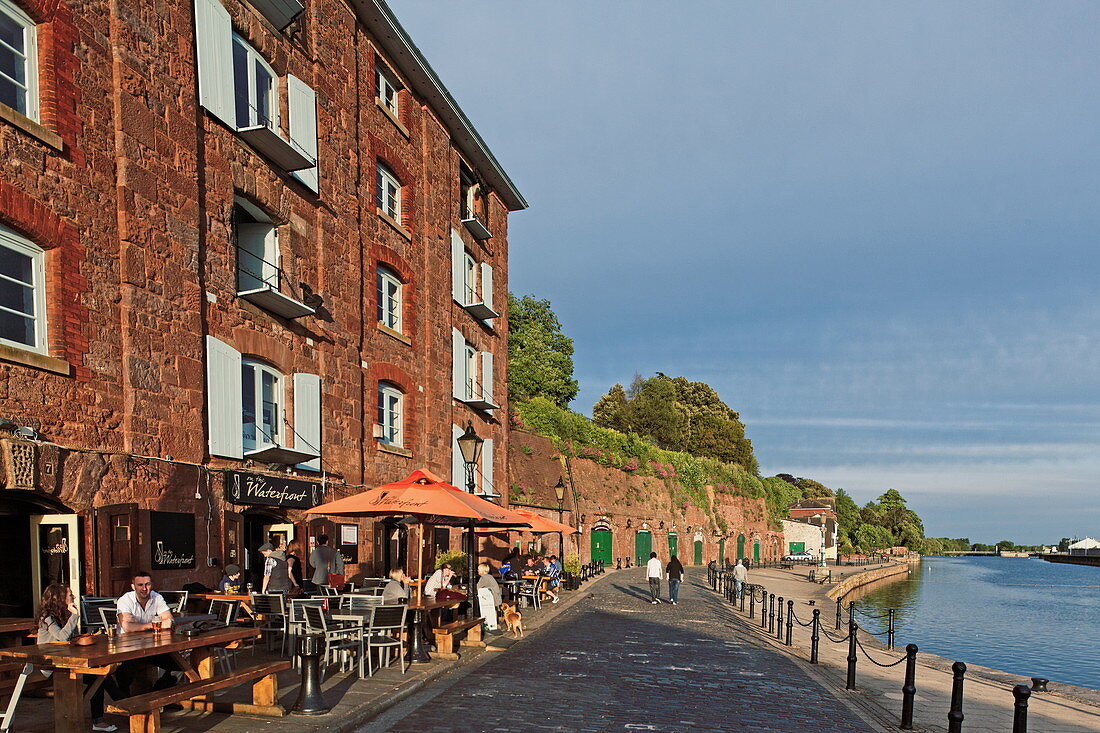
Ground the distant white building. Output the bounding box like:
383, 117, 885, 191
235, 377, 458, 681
1068, 537, 1100, 555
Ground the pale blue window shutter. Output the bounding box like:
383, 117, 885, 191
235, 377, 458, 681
481, 351, 494, 408
452, 424, 465, 489
451, 229, 465, 304
480, 263, 493, 312
481, 438, 493, 496
294, 373, 321, 471
206, 335, 242, 458
452, 328, 465, 400
194, 0, 234, 127
287, 75, 318, 192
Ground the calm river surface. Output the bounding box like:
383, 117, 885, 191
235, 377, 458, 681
855, 556, 1100, 690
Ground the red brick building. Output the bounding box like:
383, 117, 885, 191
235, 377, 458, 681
0, 0, 525, 614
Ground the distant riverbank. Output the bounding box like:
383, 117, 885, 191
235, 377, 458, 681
856, 556, 1100, 690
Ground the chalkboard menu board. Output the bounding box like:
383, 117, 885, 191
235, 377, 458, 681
338, 523, 358, 565
150, 511, 197, 570
226, 471, 324, 509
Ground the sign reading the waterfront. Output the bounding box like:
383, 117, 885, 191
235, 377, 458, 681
338, 523, 358, 564
149, 511, 196, 570
226, 471, 324, 509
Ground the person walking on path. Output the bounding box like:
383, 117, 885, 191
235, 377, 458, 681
666, 554, 684, 605
732, 558, 748, 601
308, 534, 336, 590
646, 551, 663, 604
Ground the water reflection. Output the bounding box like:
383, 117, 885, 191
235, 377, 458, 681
856, 557, 1100, 689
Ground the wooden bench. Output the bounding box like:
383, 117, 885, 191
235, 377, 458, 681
107, 660, 290, 732
432, 618, 483, 658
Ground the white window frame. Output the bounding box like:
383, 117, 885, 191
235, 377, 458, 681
376, 63, 399, 117
234, 199, 279, 293
0, 0, 38, 122
377, 381, 403, 447
377, 162, 401, 222
464, 343, 477, 401
462, 250, 477, 306
232, 34, 278, 131
377, 265, 402, 333
242, 359, 282, 452
0, 223, 46, 354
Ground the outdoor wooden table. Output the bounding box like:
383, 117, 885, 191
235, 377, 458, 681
188, 592, 254, 618
0, 618, 35, 645
0, 625, 260, 733
399, 597, 463, 664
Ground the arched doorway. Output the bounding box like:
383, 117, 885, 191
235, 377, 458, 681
753, 538, 761, 563
693, 535, 703, 565
668, 531, 678, 558
634, 529, 652, 566
242, 509, 294, 589
590, 519, 613, 566
737, 533, 746, 560
0, 493, 79, 617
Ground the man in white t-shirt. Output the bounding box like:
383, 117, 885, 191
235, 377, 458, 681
646, 552, 664, 604
115, 571, 180, 695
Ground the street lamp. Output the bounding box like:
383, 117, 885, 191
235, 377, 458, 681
456, 421, 484, 616
553, 477, 566, 558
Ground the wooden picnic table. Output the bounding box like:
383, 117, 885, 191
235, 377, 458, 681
0, 618, 35, 645
0, 626, 266, 733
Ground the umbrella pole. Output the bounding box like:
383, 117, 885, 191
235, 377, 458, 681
468, 519, 479, 619
417, 522, 424, 603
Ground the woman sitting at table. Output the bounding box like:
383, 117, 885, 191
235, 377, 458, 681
36, 583, 123, 732
423, 563, 455, 598
380, 568, 410, 603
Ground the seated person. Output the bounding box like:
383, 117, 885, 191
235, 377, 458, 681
219, 564, 243, 594
475, 562, 503, 635
37, 583, 123, 732
423, 563, 455, 598
115, 571, 181, 694
522, 557, 541, 576
541, 557, 560, 604
381, 568, 410, 604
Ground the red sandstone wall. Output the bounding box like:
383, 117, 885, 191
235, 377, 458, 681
507, 431, 782, 565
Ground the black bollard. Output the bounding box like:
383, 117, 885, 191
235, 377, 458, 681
768, 593, 776, 634
292, 634, 330, 715
848, 600, 855, 626
900, 643, 918, 729
761, 588, 768, 629
749, 587, 756, 619
1012, 684, 1031, 733
1030, 677, 1048, 692
947, 661, 966, 733
786, 600, 793, 646
740, 584, 746, 612
616, 558, 621, 570
836, 598, 842, 630
776, 597, 784, 640
810, 609, 820, 664
846, 613, 858, 690
888, 608, 895, 650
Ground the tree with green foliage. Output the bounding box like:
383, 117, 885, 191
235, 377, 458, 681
507, 294, 578, 407
592, 383, 631, 432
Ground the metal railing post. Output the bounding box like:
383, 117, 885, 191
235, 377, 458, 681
761, 588, 768, 629
888, 608, 895, 650
1012, 684, 1030, 733
786, 600, 793, 646
810, 609, 820, 663
947, 661, 966, 733
776, 597, 784, 640
900, 643, 918, 729
768, 593, 776, 634
846, 613, 858, 690
749, 587, 756, 619
740, 584, 746, 612
836, 598, 842, 630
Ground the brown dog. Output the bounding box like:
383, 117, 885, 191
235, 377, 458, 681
500, 602, 524, 638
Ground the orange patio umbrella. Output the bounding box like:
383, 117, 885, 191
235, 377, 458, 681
476, 508, 578, 535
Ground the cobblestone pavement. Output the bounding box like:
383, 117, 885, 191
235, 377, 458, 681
362, 569, 877, 732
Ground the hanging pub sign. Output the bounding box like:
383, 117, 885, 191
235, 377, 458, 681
337, 523, 358, 565
226, 471, 324, 509
149, 511, 196, 570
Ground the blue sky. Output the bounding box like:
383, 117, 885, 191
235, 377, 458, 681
395, 1, 1100, 544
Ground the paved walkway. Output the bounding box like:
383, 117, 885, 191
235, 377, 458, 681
359, 569, 877, 732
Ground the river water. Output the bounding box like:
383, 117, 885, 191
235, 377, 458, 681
854, 556, 1100, 690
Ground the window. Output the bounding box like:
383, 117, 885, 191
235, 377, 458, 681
462, 250, 476, 306
235, 200, 278, 292
464, 343, 477, 400
377, 382, 403, 447
376, 64, 399, 117
376, 163, 401, 221
241, 359, 281, 452
0, 223, 46, 353
0, 0, 36, 121
232, 34, 277, 130
459, 164, 476, 220
376, 266, 402, 332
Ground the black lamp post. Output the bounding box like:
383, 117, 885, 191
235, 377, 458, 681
554, 477, 566, 558
456, 421, 484, 616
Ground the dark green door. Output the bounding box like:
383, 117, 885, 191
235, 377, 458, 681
737, 534, 746, 560
753, 539, 760, 562
668, 532, 678, 558
693, 539, 703, 565
634, 530, 652, 565
718, 539, 726, 564
789, 541, 805, 554
591, 530, 613, 566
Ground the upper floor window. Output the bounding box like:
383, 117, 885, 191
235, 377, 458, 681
232, 34, 277, 130
376, 64, 399, 117
235, 200, 278, 293
0, 0, 37, 121
463, 343, 477, 401
377, 266, 402, 333
242, 359, 282, 452
376, 163, 401, 222
0, 223, 46, 354
462, 249, 477, 306
377, 381, 403, 447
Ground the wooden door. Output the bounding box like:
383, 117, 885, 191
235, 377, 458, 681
590, 530, 612, 565
96, 503, 140, 597
737, 534, 746, 560
634, 530, 652, 566
693, 539, 703, 565
223, 511, 243, 570
668, 532, 678, 557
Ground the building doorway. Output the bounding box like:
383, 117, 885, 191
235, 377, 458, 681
634, 529, 652, 566
668, 532, 678, 558
737, 534, 746, 560
0, 495, 80, 617
590, 523, 613, 566
694, 539, 703, 565
242, 511, 292, 590
753, 539, 761, 563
